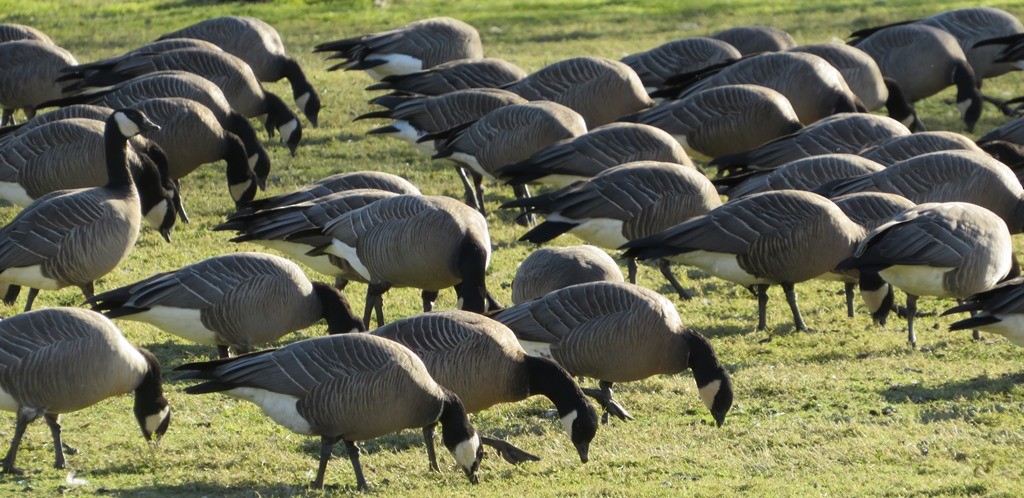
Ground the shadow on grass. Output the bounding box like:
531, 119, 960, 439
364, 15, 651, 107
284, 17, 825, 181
880, 372, 1024, 405
108, 481, 349, 497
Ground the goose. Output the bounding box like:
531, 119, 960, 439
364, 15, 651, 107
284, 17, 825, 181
0, 118, 182, 223
787, 43, 920, 129
157, 16, 322, 126
175, 333, 482, 489
619, 84, 803, 160
978, 116, 1024, 149
652, 52, 865, 126
357, 88, 527, 154
0, 307, 170, 474
59, 48, 303, 154
850, 24, 983, 132
128, 97, 259, 204
709, 26, 796, 55
0, 24, 53, 44
504, 161, 721, 300
494, 281, 734, 425
820, 150, 1024, 234
942, 277, 1024, 345
620, 37, 741, 94
0, 109, 166, 312
836, 202, 1013, 347
372, 311, 599, 463
364, 58, 527, 96
622, 190, 865, 331
238, 170, 421, 213
431, 101, 587, 214
711, 113, 910, 176
858, 131, 983, 166
55, 38, 224, 83
716, 154, 885, 199
308, 194, 493, 327
86, 252, 366, 358
0, 104, 113, 147
497, 123, 693, 189
314, 17, 483, 80
214, 189, 400, 285
0, 41, 77, 125
512, 245, 624, 304
502, 57, 654, 128
36, 71, 272, 180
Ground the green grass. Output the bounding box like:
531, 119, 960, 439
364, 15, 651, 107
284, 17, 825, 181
1, 0, 1024, 495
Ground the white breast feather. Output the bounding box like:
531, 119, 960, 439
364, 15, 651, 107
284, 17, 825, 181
227, 387, 312, 435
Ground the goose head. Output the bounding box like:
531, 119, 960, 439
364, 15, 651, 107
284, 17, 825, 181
438, 392, 482, 484
133, 348, 171, 444
952, 64, 983, 133
686, 331, 734, 427
112, 108, 161, 138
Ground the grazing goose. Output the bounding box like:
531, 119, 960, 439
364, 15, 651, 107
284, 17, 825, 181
503, 57, 654, 128
128, 97, 259, 203
0, 308, 170, 474
214, 189, 399, 285
36, 71, 271, 177
176, 333, 482, 489
716, 154, 885, 199
60, 48, 303, 153
157, 16, 322, 126
512, 245, 624, 304
86, 252, 366, 358
620, 37, 741, 94
372, 311, 599, 463
850, 24, 983, 132
620, 84, 802, 160
943, 277, 1024, 345
829, 192, 916, 318
239, 171, 420, 213
432, 101, 587, 214
653, 52, 864, 126
0, 109, 165, 312
711, 113, 910, 176
622, 190, 865, 331
710, 25, 796, 55
0, 23, 53, 44
308, 194, 493, 327
358, 88, 527, 154
787, 43, 920, 129
0, 41, 77, 125
858, 131, 983, 166
820, 150, 1024, 233
504, 161, 720, 300
498, 123, 693, 189
314, 17, 483, 80
836, 202, 1013, 347
494, 282, 734, 425
365, 58, 527, 96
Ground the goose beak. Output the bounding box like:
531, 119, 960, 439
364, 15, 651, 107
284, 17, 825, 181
464, 468, 479, 484
159, 227, 172, 243
141, 120, 161, 133
574, 441, 590, 463
713, 411, 727, 428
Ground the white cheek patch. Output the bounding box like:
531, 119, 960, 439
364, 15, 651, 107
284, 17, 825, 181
278, 119, 299, 145
296, 92, 311, 112
248, 154, 258, 169
144, 201, 169, 229
229, 179, 253, 202
956, 100, 972, 118
456, 297, 464, 309
452, 432, 481, 470
901, 115, 916, 128
698, 379, 721, 412
114, 112, 141, 137
859, 284, 889, 314
560, 410, 578, 436
144, 405, 170, 435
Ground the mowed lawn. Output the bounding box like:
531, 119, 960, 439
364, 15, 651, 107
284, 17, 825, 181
0, 0, 1023, 495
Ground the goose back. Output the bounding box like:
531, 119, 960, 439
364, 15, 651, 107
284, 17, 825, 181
158, 16, 291, 82
367, 58, 526, 95
620, 37, 741, 92
710, 26, 796, 55
244, 171, 420, 212
920, 7, 1024, 79
0, 104, 112, 147
0, 41, 77, 110
832, 192, 915, 231
859, 131, 982, 166
725, 154, 885, 199
787, 43, 888, 111
512, 246, 623, 304
852, 24, 969, 102
0, 24, 53, 44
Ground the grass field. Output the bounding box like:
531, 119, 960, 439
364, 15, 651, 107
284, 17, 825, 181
1, 0, 1024, 495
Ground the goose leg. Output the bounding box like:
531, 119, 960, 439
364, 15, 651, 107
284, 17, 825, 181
582, 381, 633, 423
79, 282, 95, 301
473, 173, 486, 217
422, 425, 439, 472
422, 290, 439, 313
479, 435, 541, 464
333, 277, 348, 290
342, 439, 366, 490
312, 435, 339, 490
844, 282, 856, 318
2, 285, 20, 306
364, 283, 389, 328
627, 258, 637, 284
512, 184, 535, 227
2, 411, 36, 475
754, 284, 770, 332
782, 282, 807, 331
456, 167, 480, 211
906, 294, 919, 348
216, 345, 231, 359
23, 288, 39, 312
44, 414, 75, 469
658, 259, 692, 300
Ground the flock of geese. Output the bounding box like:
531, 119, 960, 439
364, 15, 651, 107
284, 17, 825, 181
1, 6, 1024, 490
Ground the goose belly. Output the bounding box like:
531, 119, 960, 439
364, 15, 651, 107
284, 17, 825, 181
0, 265, 62, 290
129, 307, 221, 345
559, 217, 627, 248
227, 387, 313, 435
673, 251, 770, 287
540, 174, 588, 189
258, 240, 344, 278
673, 134, 711, 162
879, 265, 956, 298
364, 54, 424, 81
0, 386, 19, 412
0, 182, 33, 206
449, 152, 494, 180
976, 315, 1024, 346
389, 120, 434, 154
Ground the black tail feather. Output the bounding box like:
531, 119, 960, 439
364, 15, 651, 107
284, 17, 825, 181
948, 315, 1001, 331
518, 221, 578, 244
